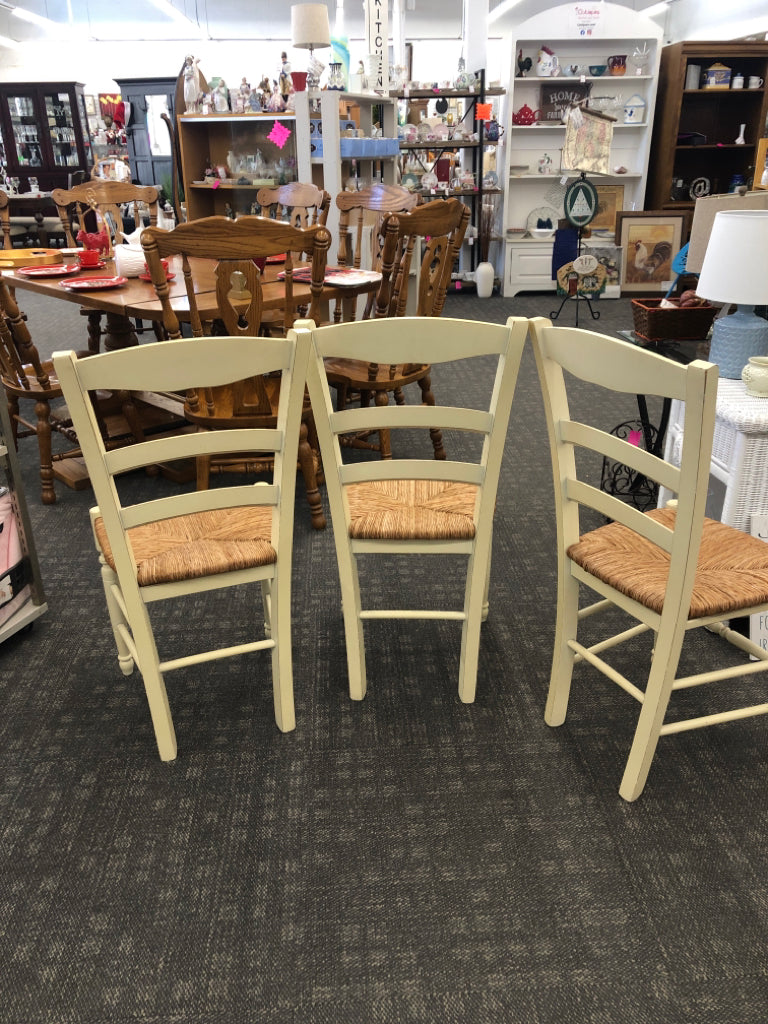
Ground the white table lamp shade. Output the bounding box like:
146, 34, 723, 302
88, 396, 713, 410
291, 3, 331, 49
697, 210, 768, 306
697, 209, 768, 378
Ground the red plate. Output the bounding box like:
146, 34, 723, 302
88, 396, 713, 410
60, 276, 128, 291
266, 253, 287, 264
16, 263, 80, 278
138, 272, 176, 282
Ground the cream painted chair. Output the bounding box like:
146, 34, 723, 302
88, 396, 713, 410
302, 314, 527, 704
52, 330, 311, 761
529, 316, 768, 801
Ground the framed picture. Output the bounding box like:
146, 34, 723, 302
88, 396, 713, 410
615, 211, 688, 293
591, 185, 624, 232
84, 94, 97, 117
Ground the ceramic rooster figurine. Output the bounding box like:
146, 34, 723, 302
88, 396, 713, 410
77, 228, 110, 254
76, 187, 111, 257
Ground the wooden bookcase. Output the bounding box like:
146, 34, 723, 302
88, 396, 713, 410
646, 41, 768, 213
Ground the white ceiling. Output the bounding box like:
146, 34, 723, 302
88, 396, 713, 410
0, 0, 764, 49
0, 0, 669, 44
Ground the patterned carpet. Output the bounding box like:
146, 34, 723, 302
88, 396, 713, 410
2, 286, 767, 1023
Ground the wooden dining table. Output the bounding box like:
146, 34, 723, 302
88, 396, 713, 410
4, 254, 381, 349
3, 253, 383, 493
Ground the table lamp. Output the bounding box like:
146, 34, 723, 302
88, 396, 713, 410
696, 209, 768, 378
291, 4, 331, 90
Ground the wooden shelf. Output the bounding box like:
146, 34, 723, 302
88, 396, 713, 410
646, 40, 768, 212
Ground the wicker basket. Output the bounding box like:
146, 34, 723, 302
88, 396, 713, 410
631, 298, 717, 343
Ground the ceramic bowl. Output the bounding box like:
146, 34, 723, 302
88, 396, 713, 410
589, 65, 607, 77
530, 228, 555, 239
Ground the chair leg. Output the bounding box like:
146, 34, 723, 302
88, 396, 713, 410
297, 420, 326, 530
260, 578, 273, 638
82, 310, 102, 356
126, 595, 177, 761
544, 562, 580, 727
458, 542, 491, 703
196, 454, 212, 490
618, 623, 685, 802
374, 389, 392, 460
417, 372, 447, 461
269, 568, 296, 733
99, 558, 135, 677
34, 398, 56, 505
7, 396, 20, 447
338, 547, 367, 700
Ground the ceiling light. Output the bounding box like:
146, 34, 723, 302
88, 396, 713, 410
642, 2, 670, 17
146, 0, 208, 37
488, 0, 525, 25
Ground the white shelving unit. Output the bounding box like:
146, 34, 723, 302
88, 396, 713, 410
502, 2, 662, 298
294, 90, 397, 263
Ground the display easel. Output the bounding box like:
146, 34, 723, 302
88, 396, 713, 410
550, 102, 616, 326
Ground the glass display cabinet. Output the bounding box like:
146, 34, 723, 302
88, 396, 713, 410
0, 82, 92, 191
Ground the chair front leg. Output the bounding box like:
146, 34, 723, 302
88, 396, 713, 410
34, 398, 56, 505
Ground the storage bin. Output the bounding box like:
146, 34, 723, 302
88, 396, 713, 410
631, 297, 717, 342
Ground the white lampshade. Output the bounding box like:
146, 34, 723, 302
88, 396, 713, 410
291, 3, 331, 50
697, 210, 768, 306
697, 209, 768, 379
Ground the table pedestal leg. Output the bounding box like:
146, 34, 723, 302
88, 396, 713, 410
102, 313, 139, 351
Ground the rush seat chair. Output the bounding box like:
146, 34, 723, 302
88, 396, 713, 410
529, 316, 768, 801
53, 330, 311, 761
302, 314, 527, 705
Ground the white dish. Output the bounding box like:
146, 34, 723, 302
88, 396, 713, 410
526, 205, 559, 234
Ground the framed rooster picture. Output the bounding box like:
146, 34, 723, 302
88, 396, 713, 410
615, 211, 688, 294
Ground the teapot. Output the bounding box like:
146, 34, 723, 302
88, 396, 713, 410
485, 119, 505, 141
512, 104, 541, 126
536, 47, 559, 77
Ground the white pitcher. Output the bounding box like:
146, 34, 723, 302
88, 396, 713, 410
536, 48, 559, 77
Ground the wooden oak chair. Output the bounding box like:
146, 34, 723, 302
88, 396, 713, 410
53, 329, 312, 761
141, 215, 331, 530
0, 276, 80, 504
0, 275, 166, 504
303, 314, 527, 704
0, 188, 30, 248
255, 182, 330, 227
51, 180, 161, 354
334, 182, 419, 322
529, 316, 768, 801
323, 198, 470, 461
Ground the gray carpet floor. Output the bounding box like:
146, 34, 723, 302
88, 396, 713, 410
2, 285, 767, 1023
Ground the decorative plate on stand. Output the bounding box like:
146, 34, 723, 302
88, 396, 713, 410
526, 205, 559, 234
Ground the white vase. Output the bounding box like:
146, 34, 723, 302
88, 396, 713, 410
475, 261, 494, 298
741, 356, 768, 397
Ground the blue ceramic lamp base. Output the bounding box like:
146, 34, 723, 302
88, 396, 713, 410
707, 305, 768, 379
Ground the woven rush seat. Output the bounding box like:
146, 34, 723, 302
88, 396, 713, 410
568, 506, 768, 618
94, 505, 275, 587
345, 480, 478, 540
